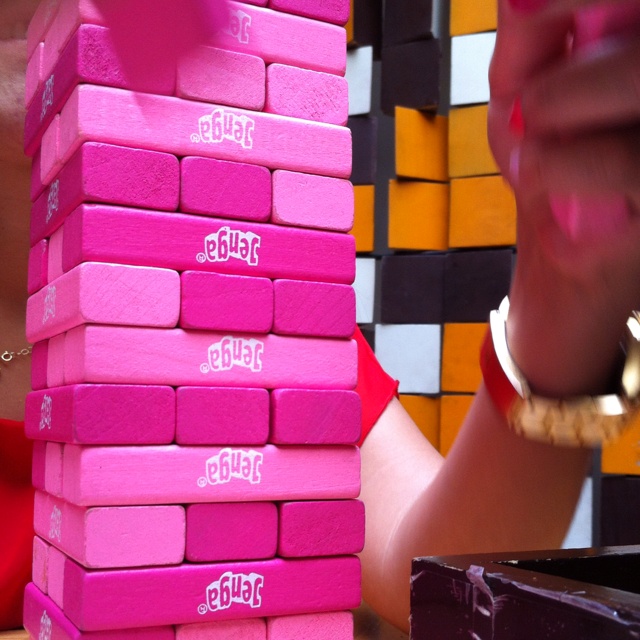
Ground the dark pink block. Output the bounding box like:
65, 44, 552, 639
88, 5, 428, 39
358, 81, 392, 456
26, 0, 59, 58
272, 279, 355, 337
33, 441, 47, 491
61, 555, 361, 630
180, 156, 271, 222
26, 23, 177, 156
180, 271, 273, 333
31, 149, 46, 201
186, 502, 277, 561
31, 142, 179, 245
278, 500, 365, 557
270, 389, 360, 445
268, 0, 350, 25
24, 582, 175, 639
62, 204, 355, 285
176, 387, 269, 445
32, 340, 49, 391
25, 385, 176, 445
28, 239, 49, 294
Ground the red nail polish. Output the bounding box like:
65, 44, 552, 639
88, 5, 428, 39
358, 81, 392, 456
509, 0, 548, 13
509, 96, 526, 138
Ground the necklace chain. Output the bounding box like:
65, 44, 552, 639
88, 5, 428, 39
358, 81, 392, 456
1, 345, 33, 364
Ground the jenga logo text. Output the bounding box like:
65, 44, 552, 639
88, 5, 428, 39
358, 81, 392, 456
199, 571, 264, 615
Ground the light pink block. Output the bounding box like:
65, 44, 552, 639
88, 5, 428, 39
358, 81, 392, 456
176, 386, 269, 445
46, 85, 351, 184
24, 582, 175, 640
26, 0, 60, 58
273, 280, 355, 338
180, 156, 271, 222
28, 239, 49, 294
32, 340, 49, 391
47, 544, 66, 609
265, 64, 348, 125
27, 262, 181, 343
61, 443, 360, 506
62, 205, 355, 285
47, 333, 65, 388
267, 611, 354, 639
63, 325, 357, 390
33, 536, 50, 594
268, 0, 350, 25
278, 500, 365, 557
186, 502, 277, 561
34, 491, 186, 568
180, 271, 273, 333
270, 389, 360, 445
271, 170, 354, 232
41, 113, 61, 185
177, 619, 266, 640
31, 142, 180, 245
177, 45, 266, 110
45, 442, 64, 498
25, 384, 176, 445
61, 555, 361, 630
33, 441, 47, 491
47, 226, 64, 283
25, 42, 44, 109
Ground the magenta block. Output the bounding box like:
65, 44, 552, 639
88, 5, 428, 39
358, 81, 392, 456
31, 142, 179, 245
180, 271, 273, 333
271, 170, 353, 232
34, 490, 185, 568
24, 582, 175, 640
180, 156, 271, 223
32, 340, 49, 391
61, 555, 361, 631
270, 389, 360, 445
47, 226, 64, 283
272, 279, 355, 338
26, 0, 59, 58
47, 333, 65, 388
268, 0, 350, 25
46, 545, 66, 608
177, 619, 266, 639
33, 441, 47, 491
186, 502, 277, 561
44, 85, 351, 183
33, 535, 50, 594
267, 611, 354, 639
31, 149, 46, 201
278, 500, 365, 557
177, 45, 266, 110
265, 64, 348, 125
61, 205, 355, 285
61, 443, 360, 506
28, 239, 49, 294
45, 442, 64, 498
25, 384, 176, 445
176, 387, 269, 445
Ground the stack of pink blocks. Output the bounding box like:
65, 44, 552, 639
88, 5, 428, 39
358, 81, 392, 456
22, 1, 363, 638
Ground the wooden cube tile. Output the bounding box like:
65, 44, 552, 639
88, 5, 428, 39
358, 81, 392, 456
399, 394, 440, 450
450, 0, 497, 36
441, 322, 487, 393
354, 257, 376, 324
351, 184, 375, 253
449, 105, 499, 178
601, 412, 640, 475
600, 476, 640, 545
348, 116, 378, 185
383, 0, 436, 47
440, 394, 474, 456
450, 32, 496, 107
346, 46, 373, 116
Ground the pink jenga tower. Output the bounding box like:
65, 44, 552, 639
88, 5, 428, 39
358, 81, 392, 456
23, 1, 362, 637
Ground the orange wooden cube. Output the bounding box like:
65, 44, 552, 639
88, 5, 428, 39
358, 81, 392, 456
395, 107, 448, 182
440, 394, 474, 456
449, 105, 499, 178
449, 175, 516, 248
399, 394, 440, 450
388, 179, 449, 251
450, 0, 497, 36
351, 184, 375, 253
346, 0, 354, 43
601, 413, 640, 475
441, 323, 487, 393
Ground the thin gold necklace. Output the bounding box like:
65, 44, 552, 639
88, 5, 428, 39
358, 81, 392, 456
0, 346, 33, 377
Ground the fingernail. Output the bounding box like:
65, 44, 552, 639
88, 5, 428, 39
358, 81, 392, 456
509, 0, 549, 13
509, 96, 526, 138
509, 147, 521, 188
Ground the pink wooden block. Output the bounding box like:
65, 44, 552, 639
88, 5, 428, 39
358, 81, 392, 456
24, 582, 175, 640
237, 0, 269, 6
41, 113, 61, 185
180, 156, 271, 222
210, 1, 346, 75
270, 389, 360, 445
62, 205, 355, 285
177, 619, 266, 640
47, 544, 66, 608
47, 333, 66, 388
271, 170, 354, 232
27, 262, 181, 343
34, 490, 186, 568
180, 271, 273, 333
278, 500, 365, 557
268, 0, 350, 26
272, 280, 355, 338
32, 340, 49, 391
177, 45, 266, 111
45, 442, 64, 498
31, 142, 180, 245
33, 441, 47, 491
47, 227, 64, 283
186, 502, 277, 561
28, 239, 49, 294
25, 42, 44, 109
63, 325, 357, 390
61, 443, 360, 506
25, 384, 176, 445
176, 386, 269, 445
33, 536, 50, 594
267, 611, 353, 639
46, 85, 351, 184
26, 0, 60, 58
31, 149, 46, 202
61, 555, 361, 630
265, 64, 348, 125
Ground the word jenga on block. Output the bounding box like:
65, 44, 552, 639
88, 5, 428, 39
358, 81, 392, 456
23, 1, 362, 638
